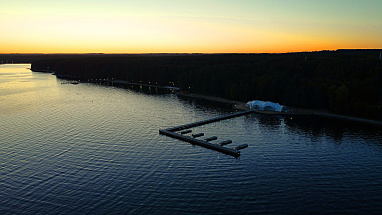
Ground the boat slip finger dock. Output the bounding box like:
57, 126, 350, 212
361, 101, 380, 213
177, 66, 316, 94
159, 110, 253, 157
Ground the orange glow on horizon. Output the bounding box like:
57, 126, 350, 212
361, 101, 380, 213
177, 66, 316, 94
1, 0, 381, 54
2, 39, 379, 54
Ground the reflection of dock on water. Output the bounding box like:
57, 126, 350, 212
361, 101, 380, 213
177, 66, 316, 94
159, 110, 252, 157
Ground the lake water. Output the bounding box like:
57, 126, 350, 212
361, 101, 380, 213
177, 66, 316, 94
1, 64, 382, 214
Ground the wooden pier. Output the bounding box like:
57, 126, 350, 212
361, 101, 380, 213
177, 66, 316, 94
159, 110, 253, 157
164, 110, 253, 132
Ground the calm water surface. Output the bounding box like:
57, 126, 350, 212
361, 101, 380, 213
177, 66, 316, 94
1, 64, 382, 214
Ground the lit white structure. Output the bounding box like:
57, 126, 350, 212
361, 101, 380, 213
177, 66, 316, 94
246, 100, 287, 112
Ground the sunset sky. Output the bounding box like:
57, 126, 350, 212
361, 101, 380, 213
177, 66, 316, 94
1, 0, 381, 53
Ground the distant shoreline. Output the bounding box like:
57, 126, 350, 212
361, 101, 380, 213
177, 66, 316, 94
31, 68, 382, 126
176, 92, 382, 126
28, 51, 382, 125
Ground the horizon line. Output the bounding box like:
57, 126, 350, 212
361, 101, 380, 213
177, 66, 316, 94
1, 49, 381, 55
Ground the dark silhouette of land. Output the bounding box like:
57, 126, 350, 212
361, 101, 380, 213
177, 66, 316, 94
2, 50, 381, 120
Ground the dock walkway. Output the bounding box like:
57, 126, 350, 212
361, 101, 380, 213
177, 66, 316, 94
159, 110, 253, 157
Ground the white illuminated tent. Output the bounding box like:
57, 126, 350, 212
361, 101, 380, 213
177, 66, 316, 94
246, 100, 287, 112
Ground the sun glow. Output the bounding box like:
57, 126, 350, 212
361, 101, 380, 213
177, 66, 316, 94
1, 0, 381, 53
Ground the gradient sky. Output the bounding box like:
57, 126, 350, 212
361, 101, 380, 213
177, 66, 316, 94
1, 0, 381, 53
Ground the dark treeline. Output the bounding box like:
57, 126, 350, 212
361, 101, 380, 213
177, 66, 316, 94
30, 50, 382, 120
0, 54, 93, 64
0, 53, 171, 64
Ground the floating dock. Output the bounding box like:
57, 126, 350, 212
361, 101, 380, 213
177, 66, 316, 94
159, 110, 253, 157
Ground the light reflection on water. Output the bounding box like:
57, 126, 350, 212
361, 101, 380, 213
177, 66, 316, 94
1, 64, 382, 214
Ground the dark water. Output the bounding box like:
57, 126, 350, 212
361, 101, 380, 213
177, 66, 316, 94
1, 64, 382, 214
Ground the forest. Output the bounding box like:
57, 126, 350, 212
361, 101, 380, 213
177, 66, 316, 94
29, 50, 382, 120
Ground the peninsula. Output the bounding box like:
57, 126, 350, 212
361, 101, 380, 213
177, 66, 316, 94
19, 50, 382, 121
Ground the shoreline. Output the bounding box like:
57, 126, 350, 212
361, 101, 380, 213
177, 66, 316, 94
30, 68, 382, 127
176, 92, 382, 126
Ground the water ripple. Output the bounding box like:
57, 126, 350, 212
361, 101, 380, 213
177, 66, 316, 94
2, 65, 382, 214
